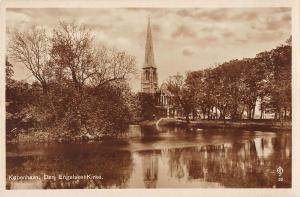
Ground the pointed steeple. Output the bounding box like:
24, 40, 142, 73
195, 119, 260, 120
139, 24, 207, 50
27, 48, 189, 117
141, 17, 158, 94
144, 17, 156, 68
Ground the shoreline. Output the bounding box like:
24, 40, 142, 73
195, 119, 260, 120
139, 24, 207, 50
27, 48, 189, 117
155, 118, 291, 131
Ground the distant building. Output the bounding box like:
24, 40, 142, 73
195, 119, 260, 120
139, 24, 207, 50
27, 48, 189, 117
141, 18, 177, 118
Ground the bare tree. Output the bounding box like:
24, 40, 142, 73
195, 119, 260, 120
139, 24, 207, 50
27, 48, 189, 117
51, 21, 99, 91
51, 21, 137, 91
8, 27, 53, 93
90, 47, 137, 88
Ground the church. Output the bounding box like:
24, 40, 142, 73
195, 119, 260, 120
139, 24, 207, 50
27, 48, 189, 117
140, 18, 177, 118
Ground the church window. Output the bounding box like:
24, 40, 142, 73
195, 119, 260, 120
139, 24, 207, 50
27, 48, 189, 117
146, 70, 150, 80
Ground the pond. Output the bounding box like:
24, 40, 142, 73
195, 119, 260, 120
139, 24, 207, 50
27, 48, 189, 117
6, 125, 291, 189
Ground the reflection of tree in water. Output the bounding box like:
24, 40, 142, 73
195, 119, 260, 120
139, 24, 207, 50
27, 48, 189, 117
140, 126, 162, 143
6, 149, 133, 189
6, 135, 291, 188
139, 150, 160, 188
165, 136, 291, 188
167, 148, 185, 179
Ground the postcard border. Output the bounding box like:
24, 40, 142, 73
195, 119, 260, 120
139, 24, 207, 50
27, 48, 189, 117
0, 0, 299, 197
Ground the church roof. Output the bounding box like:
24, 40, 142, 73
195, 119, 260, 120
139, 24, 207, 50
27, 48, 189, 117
158, 82, 173, 96
143, 17, 156, 69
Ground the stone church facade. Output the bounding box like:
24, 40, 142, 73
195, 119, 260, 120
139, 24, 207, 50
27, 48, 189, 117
141, 18, 177, 118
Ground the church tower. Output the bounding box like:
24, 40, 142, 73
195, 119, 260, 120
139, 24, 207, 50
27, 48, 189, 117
141, 17, 158, 94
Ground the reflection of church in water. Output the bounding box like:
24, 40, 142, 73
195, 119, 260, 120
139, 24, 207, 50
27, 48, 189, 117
141, 18, 177, 117
141, 151, 159, 188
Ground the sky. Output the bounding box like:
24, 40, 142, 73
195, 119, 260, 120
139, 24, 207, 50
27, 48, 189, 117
6, 8, 291, 92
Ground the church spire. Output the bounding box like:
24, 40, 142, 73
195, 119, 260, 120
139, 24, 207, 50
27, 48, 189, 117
141, 17, 158, 94
144, 17, 156, 68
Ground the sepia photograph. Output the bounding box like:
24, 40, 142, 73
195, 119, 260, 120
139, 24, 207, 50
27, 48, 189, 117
2, 1, 296, 192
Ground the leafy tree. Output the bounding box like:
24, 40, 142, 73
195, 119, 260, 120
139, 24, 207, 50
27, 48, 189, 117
6, 58, 14, 86
255, 42, 291, 119
137, 92, 156, 120
166, 74, 196, 123
185, 37, 291, 121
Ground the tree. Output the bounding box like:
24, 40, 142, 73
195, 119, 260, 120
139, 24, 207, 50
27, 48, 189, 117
89, 47, 137, 89
255, 42, 291, 120
186, 37, 291, 121
7, 20, 138, 138
49, 21, 138, 134
51, 21, 137, 91
271, 44, 291, 119
186, 69, 216, 120
136, 92, 156, 120
166, 74, 196, 123
238, 58, 266, 119
50, 21, 95, 91
9, 27, 53, 93
6, 58, 14, 86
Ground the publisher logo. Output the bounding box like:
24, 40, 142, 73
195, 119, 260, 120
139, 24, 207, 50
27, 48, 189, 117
277, 166, 284, 182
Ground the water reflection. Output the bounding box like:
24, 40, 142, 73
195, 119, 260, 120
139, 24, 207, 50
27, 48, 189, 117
6, 126, 291, 189
7, 147, 133, 189
140, 150, 160, 188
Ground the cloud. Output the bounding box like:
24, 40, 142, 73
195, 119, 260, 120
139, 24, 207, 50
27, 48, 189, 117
230, 11, 258, 21
152, 24, 161, 33
196, 35, 218, 46
250, 14, 291, 32
182, 48, 193, 56
264, 19, 282, 31
177, 8, 230, 21
281, 13, 291, 22
172, 25, 196, 38
222, 31, 234, 38
246, 31, 286, 43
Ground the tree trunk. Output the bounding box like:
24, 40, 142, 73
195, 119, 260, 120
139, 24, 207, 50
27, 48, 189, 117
284, 108, 287, 120
279, 109, 282, 120
240, 105, 245, 119
192, 110, 196, 121
219, 111, 223, 120
41, 81, 48, 94
215, 107, 218, 119
207, 108, 210, 119
186, 114, 190, 123
252, 105, 255, 119
247, 108, 251, 119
